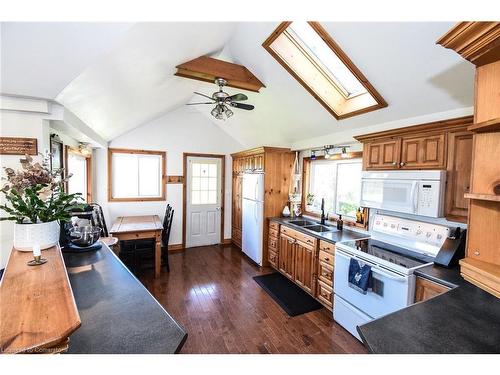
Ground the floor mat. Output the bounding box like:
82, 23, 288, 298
253, 272, 323, 316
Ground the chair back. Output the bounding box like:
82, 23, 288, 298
162, 206, 174, 247
89, 203, 109, 237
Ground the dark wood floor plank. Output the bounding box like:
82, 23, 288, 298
139, 244, 367, 354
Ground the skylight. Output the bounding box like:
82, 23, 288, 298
263, 22, 387, 119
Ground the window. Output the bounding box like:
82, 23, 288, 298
190, 161, 219, 205
108, 148, 166, 202
66, 146, 92, 203
305, 156, 362, 219
263, 22, 387, 119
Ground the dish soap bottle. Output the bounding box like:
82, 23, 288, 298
337, 215, 343, 230
356, 207, 363, 224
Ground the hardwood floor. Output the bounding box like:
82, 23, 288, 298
139, 244, 367, 354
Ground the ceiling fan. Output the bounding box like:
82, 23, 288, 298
187, 78, 255, 120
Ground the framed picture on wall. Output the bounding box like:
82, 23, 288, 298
50, 134, 63, 171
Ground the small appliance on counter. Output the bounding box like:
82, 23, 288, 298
60, 206, 103, 253
333, 214, 463, 341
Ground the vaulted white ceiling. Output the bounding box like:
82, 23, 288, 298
1, 22, 474, 147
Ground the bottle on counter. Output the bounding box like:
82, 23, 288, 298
337, 215, 343, 230
356, 207, 363, 224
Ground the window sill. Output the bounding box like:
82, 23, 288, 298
108, 197, 166, 202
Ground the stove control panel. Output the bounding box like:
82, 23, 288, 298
372, 214, 450, 256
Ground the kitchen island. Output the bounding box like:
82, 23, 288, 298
63, 242, 187, 354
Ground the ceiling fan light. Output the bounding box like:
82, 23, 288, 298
225, 108, 234, 118
211, 107, 219, 117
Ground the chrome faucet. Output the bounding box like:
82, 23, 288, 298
320, 198, 328, 225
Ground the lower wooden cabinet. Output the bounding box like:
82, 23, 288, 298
414, 276, 450, 303
294, 240, 315, 295
317, 280, 333, 310
279, 233, 295, 280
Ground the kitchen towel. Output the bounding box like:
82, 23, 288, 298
348, 258, 372, 294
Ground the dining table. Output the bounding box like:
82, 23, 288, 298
109, 215, 163, 278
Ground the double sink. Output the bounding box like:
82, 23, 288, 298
287, 219, 338, 234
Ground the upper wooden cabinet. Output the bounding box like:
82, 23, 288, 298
445, 131, 473, 222
356, 116, 471, 170
364, 138, 400, 169
361, 132, 447, 170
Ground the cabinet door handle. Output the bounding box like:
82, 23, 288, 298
392, 162, 397, 166
400, 162, 406, 166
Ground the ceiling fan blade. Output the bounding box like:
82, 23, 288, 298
194, 92, 215, 101
230, 102, 254, 110
186, 102, 215, 105
228, 93, 248, 102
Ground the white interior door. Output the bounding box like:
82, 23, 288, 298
186, 156, 222, 248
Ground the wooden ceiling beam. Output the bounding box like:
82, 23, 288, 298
175, 56, 265, 92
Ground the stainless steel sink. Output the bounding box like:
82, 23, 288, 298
304, 224, 335, 233
288, 220, 316, 227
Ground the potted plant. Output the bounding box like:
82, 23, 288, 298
306, 193, 315, 206
0, 154, 84, 251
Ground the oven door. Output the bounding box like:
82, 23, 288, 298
360, 178, 418, 215
334, 248, 415, 319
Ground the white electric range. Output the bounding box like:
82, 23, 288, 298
333, 214, 450, 340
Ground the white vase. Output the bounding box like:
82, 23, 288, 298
13, 220, 60, 251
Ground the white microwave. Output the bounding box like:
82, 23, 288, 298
360, 170, 446, 218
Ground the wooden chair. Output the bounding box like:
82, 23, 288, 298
89, 203, 118, 247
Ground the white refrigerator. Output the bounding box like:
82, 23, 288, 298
242, 173, 264, 265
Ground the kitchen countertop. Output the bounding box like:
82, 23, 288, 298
357, 265, 500, 353
269, 217, 369, 244
63, 242, 187, 354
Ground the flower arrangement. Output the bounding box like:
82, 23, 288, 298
0, 154, 84, 224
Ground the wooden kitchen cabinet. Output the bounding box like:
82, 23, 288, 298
445, 131, 473, 222
317, 280, 333, 310
414, 277, 450, 302
294, 240, 316, 295
268, 221, 280, 268
231, 174, 243, 248
279, 233, 295, 280
400, 134, 446, 169
364, 138, 400, 170
357, 117, 471, 171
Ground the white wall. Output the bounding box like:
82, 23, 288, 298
0, 110, 51, 268
93, 106, 244, 246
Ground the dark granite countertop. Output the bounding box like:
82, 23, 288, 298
63, 243, 187, 354
357, 265, 500, 353
269, 217, 369, 244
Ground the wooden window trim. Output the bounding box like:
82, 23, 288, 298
108, 147, 166, 202
65, 145, 93, 203
301, 151, 368, 229
262, 22, 387, 120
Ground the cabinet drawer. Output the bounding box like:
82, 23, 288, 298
318, 261, 334, 286
268, 237, 278, 250
319, 240, 335, 254
269, 228, 279, 238
268, 249, 278, 268
319, 249, 334, 266
317, 280, 333, 309
269, 221, 280, 231
281, 226, 316, 247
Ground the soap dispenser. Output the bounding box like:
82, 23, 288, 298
336, 215, 343, 230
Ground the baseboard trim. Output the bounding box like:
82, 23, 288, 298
168, 244, 184, 253
222, 238, 232, 246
